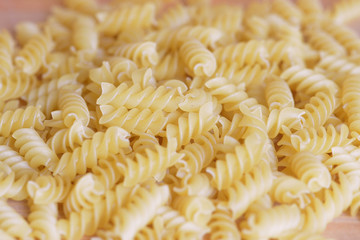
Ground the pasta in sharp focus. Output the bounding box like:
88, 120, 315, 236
2, 0, 360, 239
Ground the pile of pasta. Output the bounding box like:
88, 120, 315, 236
2, 0, 360, 239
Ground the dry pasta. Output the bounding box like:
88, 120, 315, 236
1, 0, 360, 239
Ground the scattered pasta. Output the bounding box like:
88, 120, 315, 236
1, 0, 360, 239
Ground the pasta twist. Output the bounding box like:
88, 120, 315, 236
238, 102, 268, 139
206, 134, 266, 190
265, 40, 303, 66
58, 190, 116, 240
154, 51, 186, 80
175, 133, 217, 177
27, 175, 72, 204
47, 120, 95, 154
303, 91, 340, 129
342, 75, 360, 139
63, 173, 105, 216
97, 82, 182, 112
213, 40, 269, 67
99, 105, 168, 135
272, 0, 303, 25
13, 128, 58, 171
172, 195, 215, 227
317, 53, 360, 77
208, 207, 240, 240
0, 199, 32, 239
287, 151, 331, 192
146, 25, 223, 51
304, 26, 347, 56
97, 3, 156, 36
179, 39, 217, 77
0, 162, 31, 200
0, 30, 14, 77
205, 77, 248, 112
243, 15, 269, 40
213, 63, 268, 86
269, 174, 311, 208
281, 65, 339, 96
240, 204, 302, 239
302, 173, 353, 233
111, 183, 170, 240
322, 22, 360, 54
290, 124, 354, 154
54, 126, 130, 178
109, 41, 159, 67
157, 3, 190, 29
166, 102, 219, 148
173, 173, 216, 198
0, 71, 36, 102
152, 206, 209, 240
0, 106, 45, 137
28, 202, 60, 240
265, 75, 294, 110
58, 87, 90, 127
118, 138, 183, 187
15, 32, 54, 74
92, 157, 123, 190
72, 15, 98, 52
218, 162, 273, 218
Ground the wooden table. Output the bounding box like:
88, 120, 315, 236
1, 0, 360, 239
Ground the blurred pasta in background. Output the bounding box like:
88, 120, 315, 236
0, 0, 360, 239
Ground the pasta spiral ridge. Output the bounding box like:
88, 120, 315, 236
342, 75, 360, 139
54, 126, 130, 178
99, 105, 168, 135
46, 120, 95, 154
97, 82, 182, 112
118, 138, 183, 187
0, 106, 45, 137
288, 151, 331, 192
272, 0, 302, 25
15, 32, 54, 74
28, 202, 60, 240
265, 75, 294, 110
240, 203, 302, 239
111, 183, 170, 240
0, 199, 32, 239
317, 53, 360, 76
205, 77, 248, 112
157, 4, 190, 29
213, 40, 269, 67
92, 157, 123, 190
208, 207, 240, 240
27, 175, 72, 204
218, 161, 273, 218
206, 134, 266, 190
290, 124, 354, 154
13, 128, 59, 171
109, 41, 159, 67
97, 3, 156, 36
179, 39, 217, 77
281, 65, 339, 96
0, 71, 36, 102
0, 162, 31, 200
0, 30, 14, 77
166, 102, 219, 148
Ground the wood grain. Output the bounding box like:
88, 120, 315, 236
1, 0, 360, 240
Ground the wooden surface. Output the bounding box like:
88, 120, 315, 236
1, 0, 360, 239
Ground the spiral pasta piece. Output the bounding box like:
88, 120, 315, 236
15, 32, 54, 74
0, 30, 14, 77
272, 0, 302, 25
342, 75, 360, 139
28, 202, 60, 240
154, 51, 186, 80
157, 3, 190, 29
63, 173, 105, 216
290, 124, 354, 154
54, 126, 130, 178
330, 0, 360, 24
240, 203, 302, 239
179, 39, 216, 77
97, 3, 156, 36
238, 102, 268, 139
27, 175, 72, 204
99, 105, 168, 135
302, 173, 353, 233
166, 102, 219, 148
265, 75, 294, 110
109, 41, 159, 67
218, 162, 273, 219
270, 174, 311, 208
0, 162, 31, 200
47, 120, 94, 154
97, 82, 182, 112
72, 15, 98, 52
267, 107, 305, 138
111, 183, 170, 240
281, 65, 339, 96
206, 134, 266, 190
214, 40, 269, 67
92, 157, 123, 190
208, 207, 240, 240
118, 138, 183, 187
288, 151, 331, 192
13, 128, 58, 171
